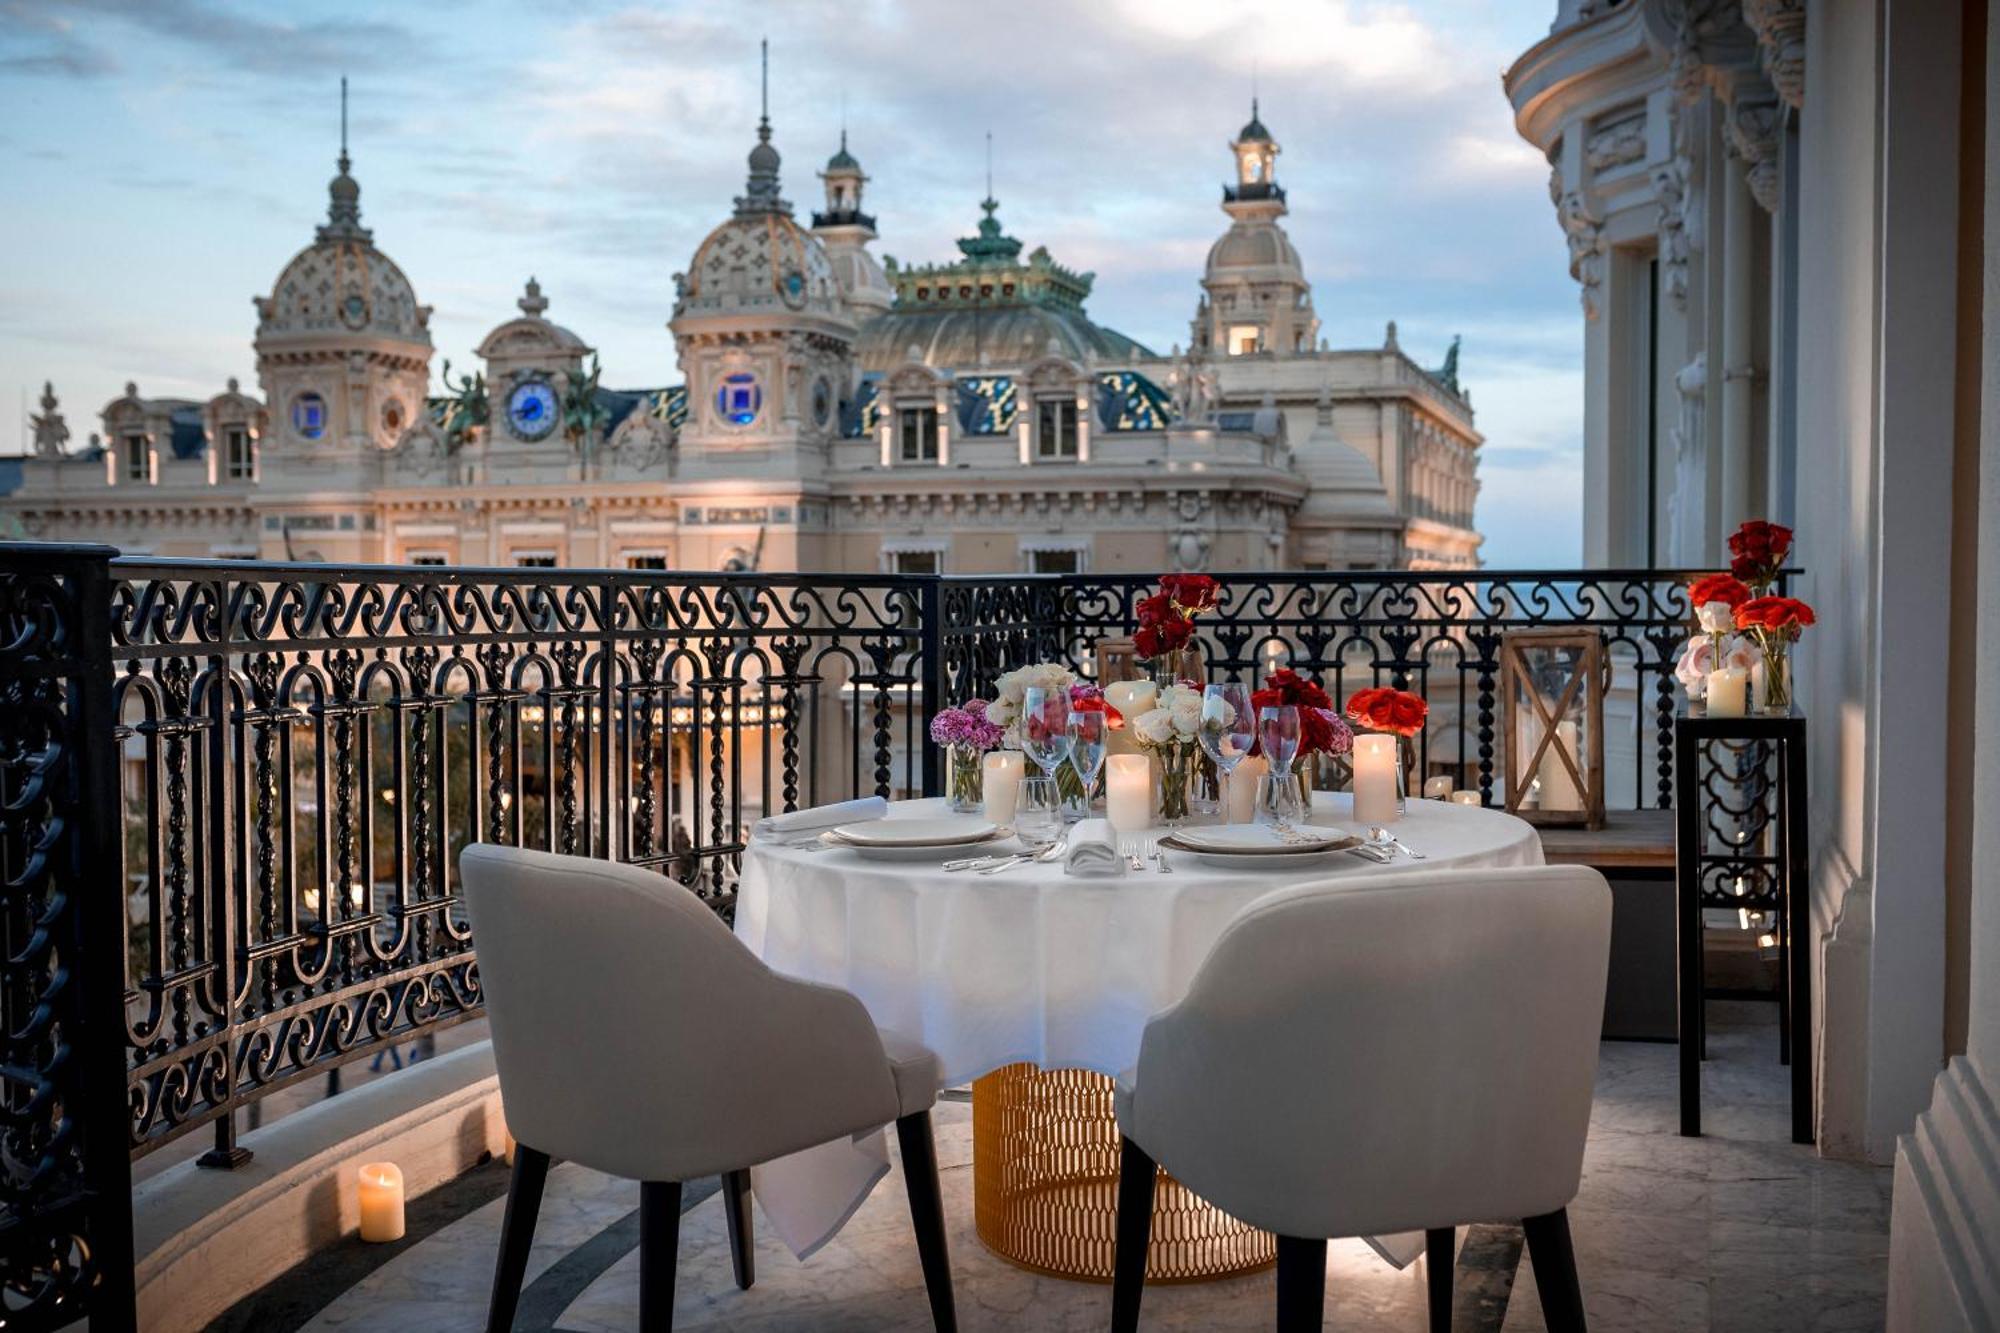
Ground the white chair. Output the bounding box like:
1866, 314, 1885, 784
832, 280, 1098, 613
460, 844, 957, 1332
1109, 865, 1612, 1333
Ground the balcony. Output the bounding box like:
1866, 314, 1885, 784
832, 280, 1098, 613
0, 543, 1885, 1331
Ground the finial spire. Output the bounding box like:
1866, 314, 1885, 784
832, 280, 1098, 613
760, 38, 769, 129
319, 75, 370, 241
339, 75, 349, 172
984, 130, 993, 202
736, 39, 788, 215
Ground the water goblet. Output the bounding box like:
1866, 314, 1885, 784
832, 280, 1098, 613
1066, 709, 1107, 819
1258, 704, 1301, 775
1020, 686, 1073, 781
1015, 776, 1064, 852
1198, 683, 1255, 778
1251, 772, 1303, 836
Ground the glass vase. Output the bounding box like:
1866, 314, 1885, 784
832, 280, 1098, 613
1158, 746, 1195, 825
1150, 648, 1199, 689
946, 743, 985, 813
1397, 735, 1417, 816
1762, 645, 1792, 714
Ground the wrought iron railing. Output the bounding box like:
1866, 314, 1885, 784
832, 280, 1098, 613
0, 544, 1728, 1330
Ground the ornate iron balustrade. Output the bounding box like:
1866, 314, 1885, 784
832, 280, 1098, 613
0, 545, 1739, 1332
941, 571, 1723, 810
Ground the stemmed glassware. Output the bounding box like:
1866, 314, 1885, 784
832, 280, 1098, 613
1066, 709, 1107, 819
1020, 686, 1074, 784
1199, 683, 1255, 819
1256, 704, 1302, 834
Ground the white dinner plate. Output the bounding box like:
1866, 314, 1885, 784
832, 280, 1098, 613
1166, 823, 1360, 855
1157, 836, 1363, 871
822, 827, 1012, 861
829, 817, 998, 848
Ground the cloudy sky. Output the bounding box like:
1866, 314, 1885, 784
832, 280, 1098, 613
0, 0, 1583, 566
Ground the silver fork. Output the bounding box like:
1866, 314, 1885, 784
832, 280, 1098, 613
1124, 838, 1146, 872
1152, 839, 1173, 874
979, 837, 1067, 875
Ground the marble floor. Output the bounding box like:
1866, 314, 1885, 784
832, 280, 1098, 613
271, 1003, 1889, 1332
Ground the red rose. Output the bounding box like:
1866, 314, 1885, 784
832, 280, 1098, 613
1688, 573, 1752, 610
1134, 591, 1174, 627
1133, 616, 1192, 659
1160, 573, 1220, 616
1734, 595, 1815, 638
1727, 520, 1793, 588
1345, 686, 1428, 737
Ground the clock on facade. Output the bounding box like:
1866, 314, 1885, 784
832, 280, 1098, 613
780, 268, 807, 308
290, 391, 328, 441
507, 380, 559, 441
716, 372, 761, 427
340, 292, 370, 329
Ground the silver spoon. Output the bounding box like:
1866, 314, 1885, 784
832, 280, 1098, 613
1367, 826, 1425, 859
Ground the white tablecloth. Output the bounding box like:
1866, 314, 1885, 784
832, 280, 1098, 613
734, 795, 1544, 1259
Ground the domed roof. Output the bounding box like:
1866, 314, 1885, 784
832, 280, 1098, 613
678, 210, 845, 320
853, 303, 1150, 373
826, 130, 861, 173
256, 150, 430, 345
475, 277, 590, 360
1206, 220, 1304, 273
1296, 398, 1395, 522
1237, 98, 1273, 144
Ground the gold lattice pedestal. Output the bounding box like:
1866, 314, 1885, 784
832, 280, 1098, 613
971, 1063, 1275, 1284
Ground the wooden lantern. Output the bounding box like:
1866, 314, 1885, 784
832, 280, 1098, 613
1500, 627, 1606, 830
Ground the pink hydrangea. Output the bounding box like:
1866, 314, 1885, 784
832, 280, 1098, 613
930, 700, 1006, 750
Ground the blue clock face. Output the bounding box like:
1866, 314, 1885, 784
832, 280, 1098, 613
508, 381, 558, 440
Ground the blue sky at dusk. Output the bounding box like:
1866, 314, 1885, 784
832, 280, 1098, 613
0, 0, 1583, 566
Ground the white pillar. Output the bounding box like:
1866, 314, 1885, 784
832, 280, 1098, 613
1720, 152, 1757, 537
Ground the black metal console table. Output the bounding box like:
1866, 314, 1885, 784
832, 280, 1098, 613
1673, 707, 1812, 1143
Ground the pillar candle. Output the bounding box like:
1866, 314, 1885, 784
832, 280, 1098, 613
1422, 775, 1455, 801
1706, 666, 1748, 718
1102, 680, 1157, 758
1225, 753, 1268, 824
983, 751, 1025, 824
1449, 790, 1481, 806
1107, 754, 1152, 832
357, 1162, 405, 1243
1537, 720, 1582, 813
1352, 734, 1399, 825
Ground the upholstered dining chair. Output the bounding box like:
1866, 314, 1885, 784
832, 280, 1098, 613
1109, 865, 1612, 1333
460, 844, 958, 1332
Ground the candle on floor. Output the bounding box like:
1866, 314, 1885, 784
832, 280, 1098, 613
1102, 681, 1157, 758
1352, 734, 1399, 825
1537, 720, 1582, 813
1706, 666, 1749, 718
983, 751, 1025, 824
1225, 753, 1268, 824
357, 1162, 405, 1243
1449, 790, 1481, 806
1106, 754, 1152, 832
1422, 775, 1455, 801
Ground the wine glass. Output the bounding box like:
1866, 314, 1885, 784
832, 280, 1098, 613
1066, 710, 1107, 817
1198, 683, 1254, 777
1258, 704, 1301, 775
1021, 686, 1073, 780
1015, 777, 1064, 851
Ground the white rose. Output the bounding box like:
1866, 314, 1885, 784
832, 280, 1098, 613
1168, 688, 1203, 738
1674, 635, 1715, 697
1133, 709, 1176, 746
1696, 601, 1735, 635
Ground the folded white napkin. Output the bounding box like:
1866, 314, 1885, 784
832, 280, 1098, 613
754, 797, 888, 838
1064, 818, 1127, 877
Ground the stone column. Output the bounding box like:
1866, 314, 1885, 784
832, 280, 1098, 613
1718, 151, 1758, 538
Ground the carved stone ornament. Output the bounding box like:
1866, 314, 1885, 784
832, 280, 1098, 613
1556, 190, 1607, 319
1742, 0, 1806, 109
1725, 96, 1784, 212
1585, 112, 1647, 173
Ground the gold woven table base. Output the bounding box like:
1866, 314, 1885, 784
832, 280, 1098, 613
971, 1063, 1276, 1284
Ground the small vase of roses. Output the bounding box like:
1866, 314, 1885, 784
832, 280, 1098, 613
1345, 687, 1429, 813
1133, 574, 1220, 686
1250, 668, 1354, 811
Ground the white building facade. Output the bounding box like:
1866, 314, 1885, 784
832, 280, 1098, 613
1506, 3, 2000, 1326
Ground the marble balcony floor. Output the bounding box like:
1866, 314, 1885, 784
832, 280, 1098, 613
224, 1003, 1889, 1332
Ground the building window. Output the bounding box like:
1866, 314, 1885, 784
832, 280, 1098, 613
898, 407, 938, 462
1035, 399, 1079, 460
224, 427, 254, 480
122, 434, 148, 482
1026, 547, 1080, 575
409, 551, 448, 566
290, 392, 328, 441
889, 549, 940, 575
513, 552, 558, 569
625, 553, 668, 571
1228, 325, 1261, 356
716, 372, 762, 428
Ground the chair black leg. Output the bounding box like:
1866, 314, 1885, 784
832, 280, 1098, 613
640, 1180, 682, 1332
486, 1145, 550, 1333
723, 1169, 755, 1290
895, 1111, 958, 1333
1522, 1207, 1587, 1332
1426, 1226, 1454, 1333
1275, 1235, 1327, 1333
1111, 1137, 1158, 1333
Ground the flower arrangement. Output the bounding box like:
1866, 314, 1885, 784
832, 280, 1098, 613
1133, 574, 1220, 673
1673, 633, 1757, 700
1250, 668, 1354, 759
1729, 520, 1793, 590
929, 700, 1006, 811
1128, 683, 1205, 821
987, 661, 1079, 731
1345, 687, 1429, 738
1733, 595, 1815, 711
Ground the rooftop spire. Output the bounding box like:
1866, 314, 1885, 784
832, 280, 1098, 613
736, 38, 788, 215
318, 75, 371, 242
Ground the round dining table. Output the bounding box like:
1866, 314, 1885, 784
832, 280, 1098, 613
733, 793, 1544, 1280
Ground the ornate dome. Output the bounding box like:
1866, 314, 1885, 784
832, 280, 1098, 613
853, 304, 1149, 373
475, 277, 590, 360
1237, 98, 1274, 144
1205, 221, 1305, 274
1296, 394, 1394, 522
677, 211, 844, 319
256, 151, 430, 345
